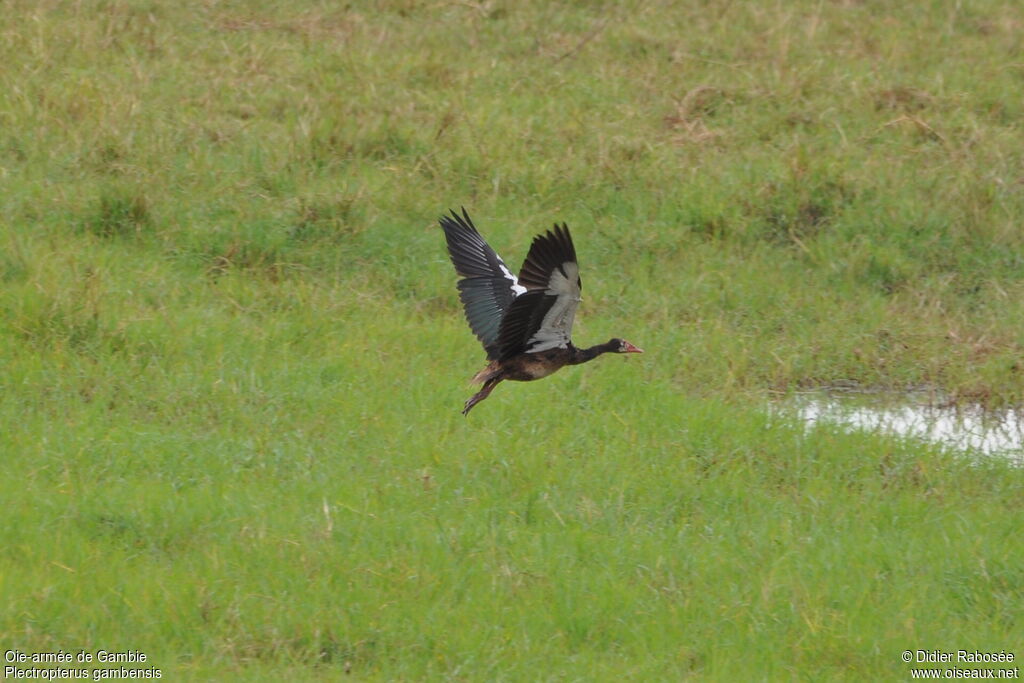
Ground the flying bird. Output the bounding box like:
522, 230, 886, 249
439, 208, 642, 415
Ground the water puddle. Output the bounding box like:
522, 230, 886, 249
776, 389, 1024, 462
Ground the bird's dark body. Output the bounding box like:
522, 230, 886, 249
473, 347, 579, 384
439, 208, 641, 415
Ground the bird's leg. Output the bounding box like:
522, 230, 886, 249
462, 377, 501, 416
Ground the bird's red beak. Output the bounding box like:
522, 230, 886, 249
623, 341, 643, 353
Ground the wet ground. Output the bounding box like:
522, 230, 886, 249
775, 388, 1024, 463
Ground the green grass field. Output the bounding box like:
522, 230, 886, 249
2, 1, 1023, 679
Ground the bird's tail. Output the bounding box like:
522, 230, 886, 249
471, 361, 501, 385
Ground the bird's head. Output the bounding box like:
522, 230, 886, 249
609, 338, 643, 354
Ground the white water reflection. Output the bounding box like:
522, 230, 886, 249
781, 390, 1024, 462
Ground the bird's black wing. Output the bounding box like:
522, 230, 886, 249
440, 208, 527, 359
495, 223, 581, 360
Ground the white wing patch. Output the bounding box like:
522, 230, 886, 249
525, 261, 581, 353
499, 262, 528, 297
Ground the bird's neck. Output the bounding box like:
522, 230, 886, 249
569, 341, 617, 365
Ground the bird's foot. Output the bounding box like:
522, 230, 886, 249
461, 381, 498, 416
461, 394, 482, 416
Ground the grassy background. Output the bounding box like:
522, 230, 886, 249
2, 0, 1022, 679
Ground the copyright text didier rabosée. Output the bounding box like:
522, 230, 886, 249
903, 649, 1018, 679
